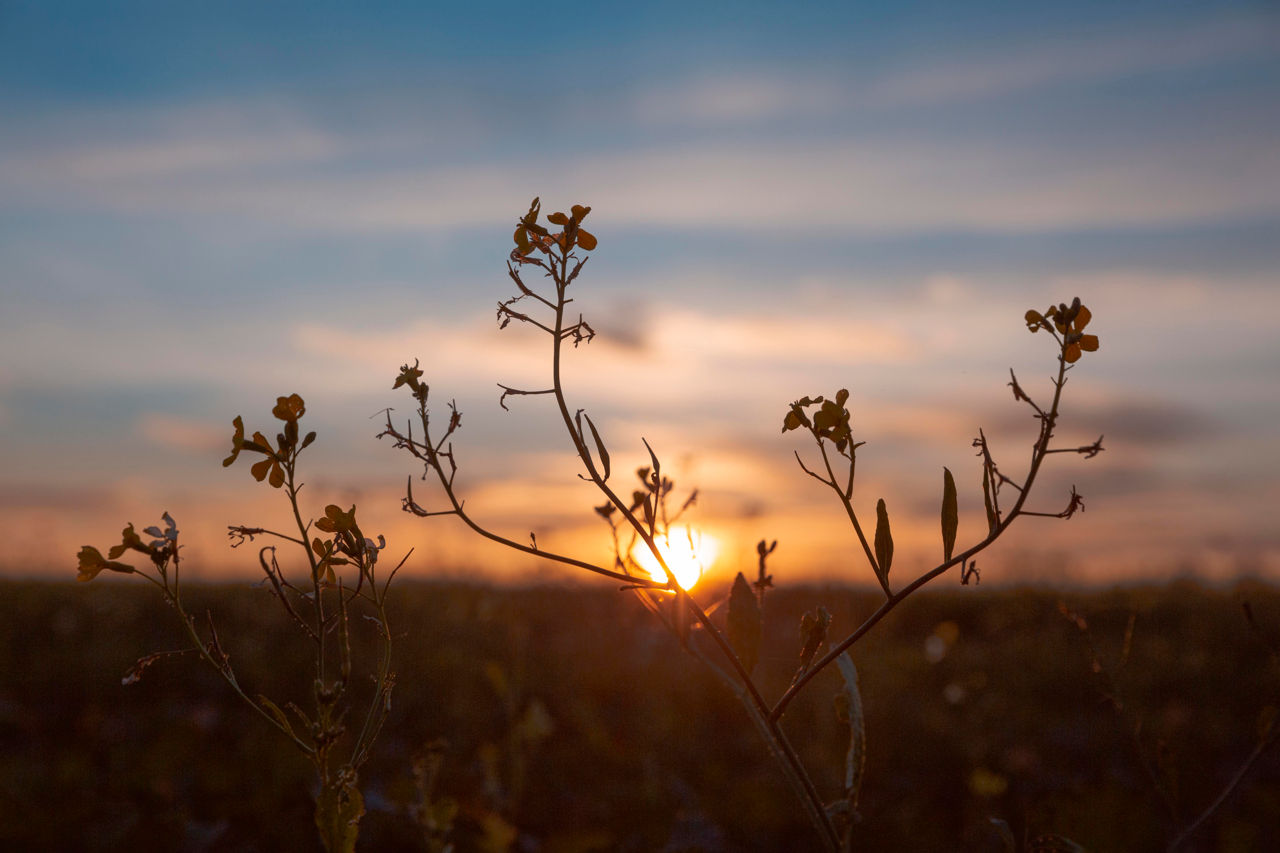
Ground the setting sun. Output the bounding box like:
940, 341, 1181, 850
631, 526, 718, 590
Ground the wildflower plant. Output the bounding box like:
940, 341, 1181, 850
381, 200, 1106, 850
78, 395, 407, 853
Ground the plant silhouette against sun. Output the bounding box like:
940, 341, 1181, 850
78, 395, 409, 853
380, 199, 1107, 850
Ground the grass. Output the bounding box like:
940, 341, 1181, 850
5, 578, 1279, 851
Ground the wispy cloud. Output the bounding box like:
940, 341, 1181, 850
628, 13, 1279, 123
9, 132, 1276, 234
137, 412, 228, 453
860, 14, 1279, 108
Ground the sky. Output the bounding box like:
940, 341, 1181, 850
2, 1, 1278, 587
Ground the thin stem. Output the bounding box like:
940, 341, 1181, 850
690, 638, 841, 851
1168, 729, 1278, 850
816, 440, 885, 596
160, 576, 315, 754
350, 583, 395, 770
286, 458, 327, 696
773, 354, 1072, 721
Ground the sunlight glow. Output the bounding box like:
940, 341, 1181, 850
631, 526, 718, 590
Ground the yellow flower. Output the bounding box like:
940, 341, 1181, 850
1024, 298, 1099, 363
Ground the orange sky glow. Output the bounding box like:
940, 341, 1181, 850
2, 4, 1278, 588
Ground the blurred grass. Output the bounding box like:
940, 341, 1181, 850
2, 579, 1279, 851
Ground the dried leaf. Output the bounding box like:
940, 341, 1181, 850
258, 694, 297, 740
941, 467, 958, 562
983, 466, 998, 533
727, 572, 762, 675
874, 498, 893, 579
834, 652, 866, 811
315, 781, 364, 853
797, 607, 831, 673
582, 412, 610, 481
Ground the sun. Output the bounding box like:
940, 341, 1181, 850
630, 526, 718, 590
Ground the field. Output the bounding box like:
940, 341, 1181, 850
3, 579, 1279, 851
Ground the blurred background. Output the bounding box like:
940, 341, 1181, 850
2, 1, 1278, 584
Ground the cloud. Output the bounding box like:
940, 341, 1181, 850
3, 98, 341, 182
627, 14, 1278, 124
860, 14, 1279, 108
11, 131, 1275, 236
630, 71, 842, 125
290, 302, 918, 411
137, 412, 228, 453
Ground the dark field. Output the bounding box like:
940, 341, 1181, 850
3, 579, 1279, 852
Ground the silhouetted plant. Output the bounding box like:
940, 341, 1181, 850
77, 395, 418, 852
1060, 598, 1280, 851
380, 199, 1106, 850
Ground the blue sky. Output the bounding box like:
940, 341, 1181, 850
2, 1, 1278, 584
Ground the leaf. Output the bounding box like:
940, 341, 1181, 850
874, 498, 893, 579
982, 466, 998, 533
582, 412, 610, 481
727, 572, 762, 675
258, 694, 297, 740
315, 781, 364, 853
834, 652, 866, 811
941, 467, 958, 562
641, 437, 661, 484
797, 607, 831, 673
